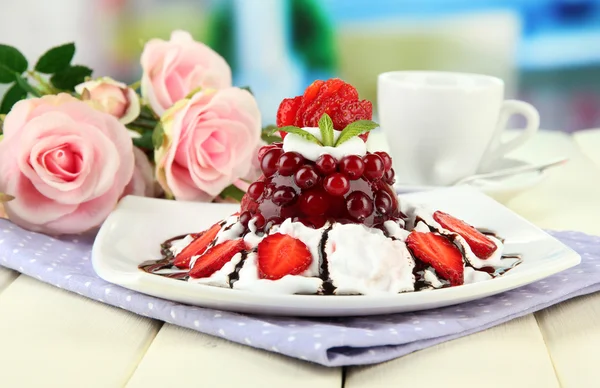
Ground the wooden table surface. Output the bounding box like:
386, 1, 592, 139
0, 129, 598, 388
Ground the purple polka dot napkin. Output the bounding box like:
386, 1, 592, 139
0, 218, 598, 367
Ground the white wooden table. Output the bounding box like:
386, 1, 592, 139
0, 129, 599, 388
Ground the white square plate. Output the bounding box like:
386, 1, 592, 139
92, 188, 580, 317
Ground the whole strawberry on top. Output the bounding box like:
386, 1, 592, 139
276, 78, 373, 141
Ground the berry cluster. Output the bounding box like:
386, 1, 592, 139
276, 78, 372, 140
240, 143, 399, 230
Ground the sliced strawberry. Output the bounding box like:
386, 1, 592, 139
173, 223, 222, 269
295, 80, 325, 126
189, 239, 246, 278
276, 96, 303, 139
433, 211, 496, 259
406, 231, 464, 286
257, 233, 312, 280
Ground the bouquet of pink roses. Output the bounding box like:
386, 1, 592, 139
0, 30, 275, 235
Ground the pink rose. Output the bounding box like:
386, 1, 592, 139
0, 94, 135, 235
75, 77, 140, 124
155, 87, 261, 201
123, 146, 158, 198
141, 30, 232, 115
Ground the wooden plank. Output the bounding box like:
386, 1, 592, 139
346, 315, 559, 388
0, 267, 19, 293
0, 276, 161, 388
126, 324, 341, 388
506, 131, 600, 235
535, 293, 600, 388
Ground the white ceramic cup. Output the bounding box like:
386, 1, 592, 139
377, 71, 539, 186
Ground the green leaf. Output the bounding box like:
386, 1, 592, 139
318, 113, 334, 146
151, 122, 165, 149
240, 86, 253, 95
0, 45, 28, 83
132, 130, 154, 150
334, 120, 379, 146
34, 43, 75, 74
14, 75, 42, 97
273, 125, 322, 145
50, 65, 92, 91
0, 82, 27, 114
219, 184, 245, 202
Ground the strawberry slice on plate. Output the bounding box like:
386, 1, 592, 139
433, 211, 497, 259
174, 223, 222, 269
189, 239, 247, 279
406, 231, 464, 286
257, 233, 313, 280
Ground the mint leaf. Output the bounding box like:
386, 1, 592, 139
318, 113, 334, 146
0, 45, 27, 83
0, 82, 27, 114
35, 43, 75, 74
50, 65, 92, 91
152, 122, 165, 149
335, 120, 379, 146
275, 126, 322, 145
219, 184, 245, 202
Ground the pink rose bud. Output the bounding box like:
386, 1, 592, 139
0, 94, 135, 235
75, 77, 140, 124
141, 30, 232, 116
155, 87, 261, 201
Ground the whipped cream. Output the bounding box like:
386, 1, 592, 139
384, 220, 410, 241
325, 223, 415, 295
282, 127, 366, 162
233, 252, 323, 294
169, 234, 195, 257
190, 252, 244, 288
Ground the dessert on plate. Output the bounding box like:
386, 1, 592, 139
140, 79, 521, 295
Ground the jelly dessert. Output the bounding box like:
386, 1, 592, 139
140, 79, 521, 295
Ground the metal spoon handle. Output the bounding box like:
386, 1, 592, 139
454, 157, 569, 186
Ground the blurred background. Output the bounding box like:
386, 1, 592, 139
1, 0, 600, 131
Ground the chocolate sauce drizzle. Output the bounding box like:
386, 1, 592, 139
318, 226, 335, 295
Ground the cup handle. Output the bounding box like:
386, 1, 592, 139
479, 100, 540, 170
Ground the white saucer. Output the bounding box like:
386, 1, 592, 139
395, 158, 547, 203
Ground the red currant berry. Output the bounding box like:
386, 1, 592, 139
299, 191, 328, 216
272, 186, 297, 205
262, 183, 275, 198
384, 168, 395, 184
247, 181, 265, 200
346, 191, 374, 221
315, 154, 337, 175
375, 151, 393, 171
251, 213, 266, 230
374, 190, 393, 215
277, 152, 303, 176
363, 154, 385, 180
239, 211, 252, 227
260, 148, 283, 177
257, 143, 282, 162
323, 173, 350, 196
339, 155, 365, 180
294, 166, 319, 189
